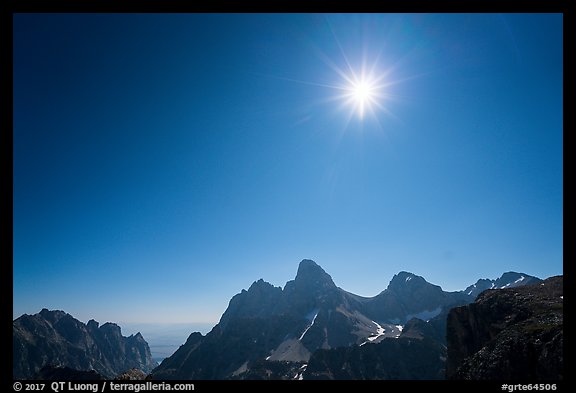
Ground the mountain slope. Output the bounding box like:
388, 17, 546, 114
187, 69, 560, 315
304, 336, 446, 380
446, 276, 563, 380
13, 309, 156, 379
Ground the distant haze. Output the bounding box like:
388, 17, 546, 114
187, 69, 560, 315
121, 323, 214, 362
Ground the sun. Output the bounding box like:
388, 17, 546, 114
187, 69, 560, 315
334, 66, 386, 121
271, 42, 393, 125
346, 76, 379, 119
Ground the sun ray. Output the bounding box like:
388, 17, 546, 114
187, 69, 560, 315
254, 20, 401, 129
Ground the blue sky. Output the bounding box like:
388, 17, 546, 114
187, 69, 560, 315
13, 13, 562, 324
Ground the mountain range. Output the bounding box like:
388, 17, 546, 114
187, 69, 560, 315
13, 259, 552, 380
152, 259, 543, 379
462, 272, 543, 298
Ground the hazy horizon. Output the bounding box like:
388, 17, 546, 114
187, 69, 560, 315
13, 13, 562, 324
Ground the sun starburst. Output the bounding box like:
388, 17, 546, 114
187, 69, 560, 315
341, 72, 382, 119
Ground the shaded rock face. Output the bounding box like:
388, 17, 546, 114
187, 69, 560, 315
218, 279, 283, 330
229, 360, 307, 380
446, 276, 563, 380
13, 309, 156, 379
304, 337, 446, 380
400, 317, 441, 341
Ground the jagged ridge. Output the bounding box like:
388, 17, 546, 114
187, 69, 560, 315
13, 309, 156, 379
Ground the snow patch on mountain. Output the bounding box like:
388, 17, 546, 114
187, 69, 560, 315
367, 321, 386, 342
294, 364, 307, 380
299, 310, 319, 341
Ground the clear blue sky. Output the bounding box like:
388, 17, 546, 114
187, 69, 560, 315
13, 13, 562, 324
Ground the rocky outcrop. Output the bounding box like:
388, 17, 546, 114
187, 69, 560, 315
446, 276, 563, 380
13, 309, 156, 379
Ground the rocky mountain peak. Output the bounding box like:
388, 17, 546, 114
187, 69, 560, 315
294, 259, 336, 289
38, 308, 69, 324
463, 271, 542, 298
218, 278, 283, 329
387, 271, 428, 292
132, 332, 145, 341
99, 322, 122, 336
247, 278, 276, 292
87, 319, 99, 331
494, 271, 541, 288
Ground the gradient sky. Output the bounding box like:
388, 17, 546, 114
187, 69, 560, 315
13, 13, 563, 325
